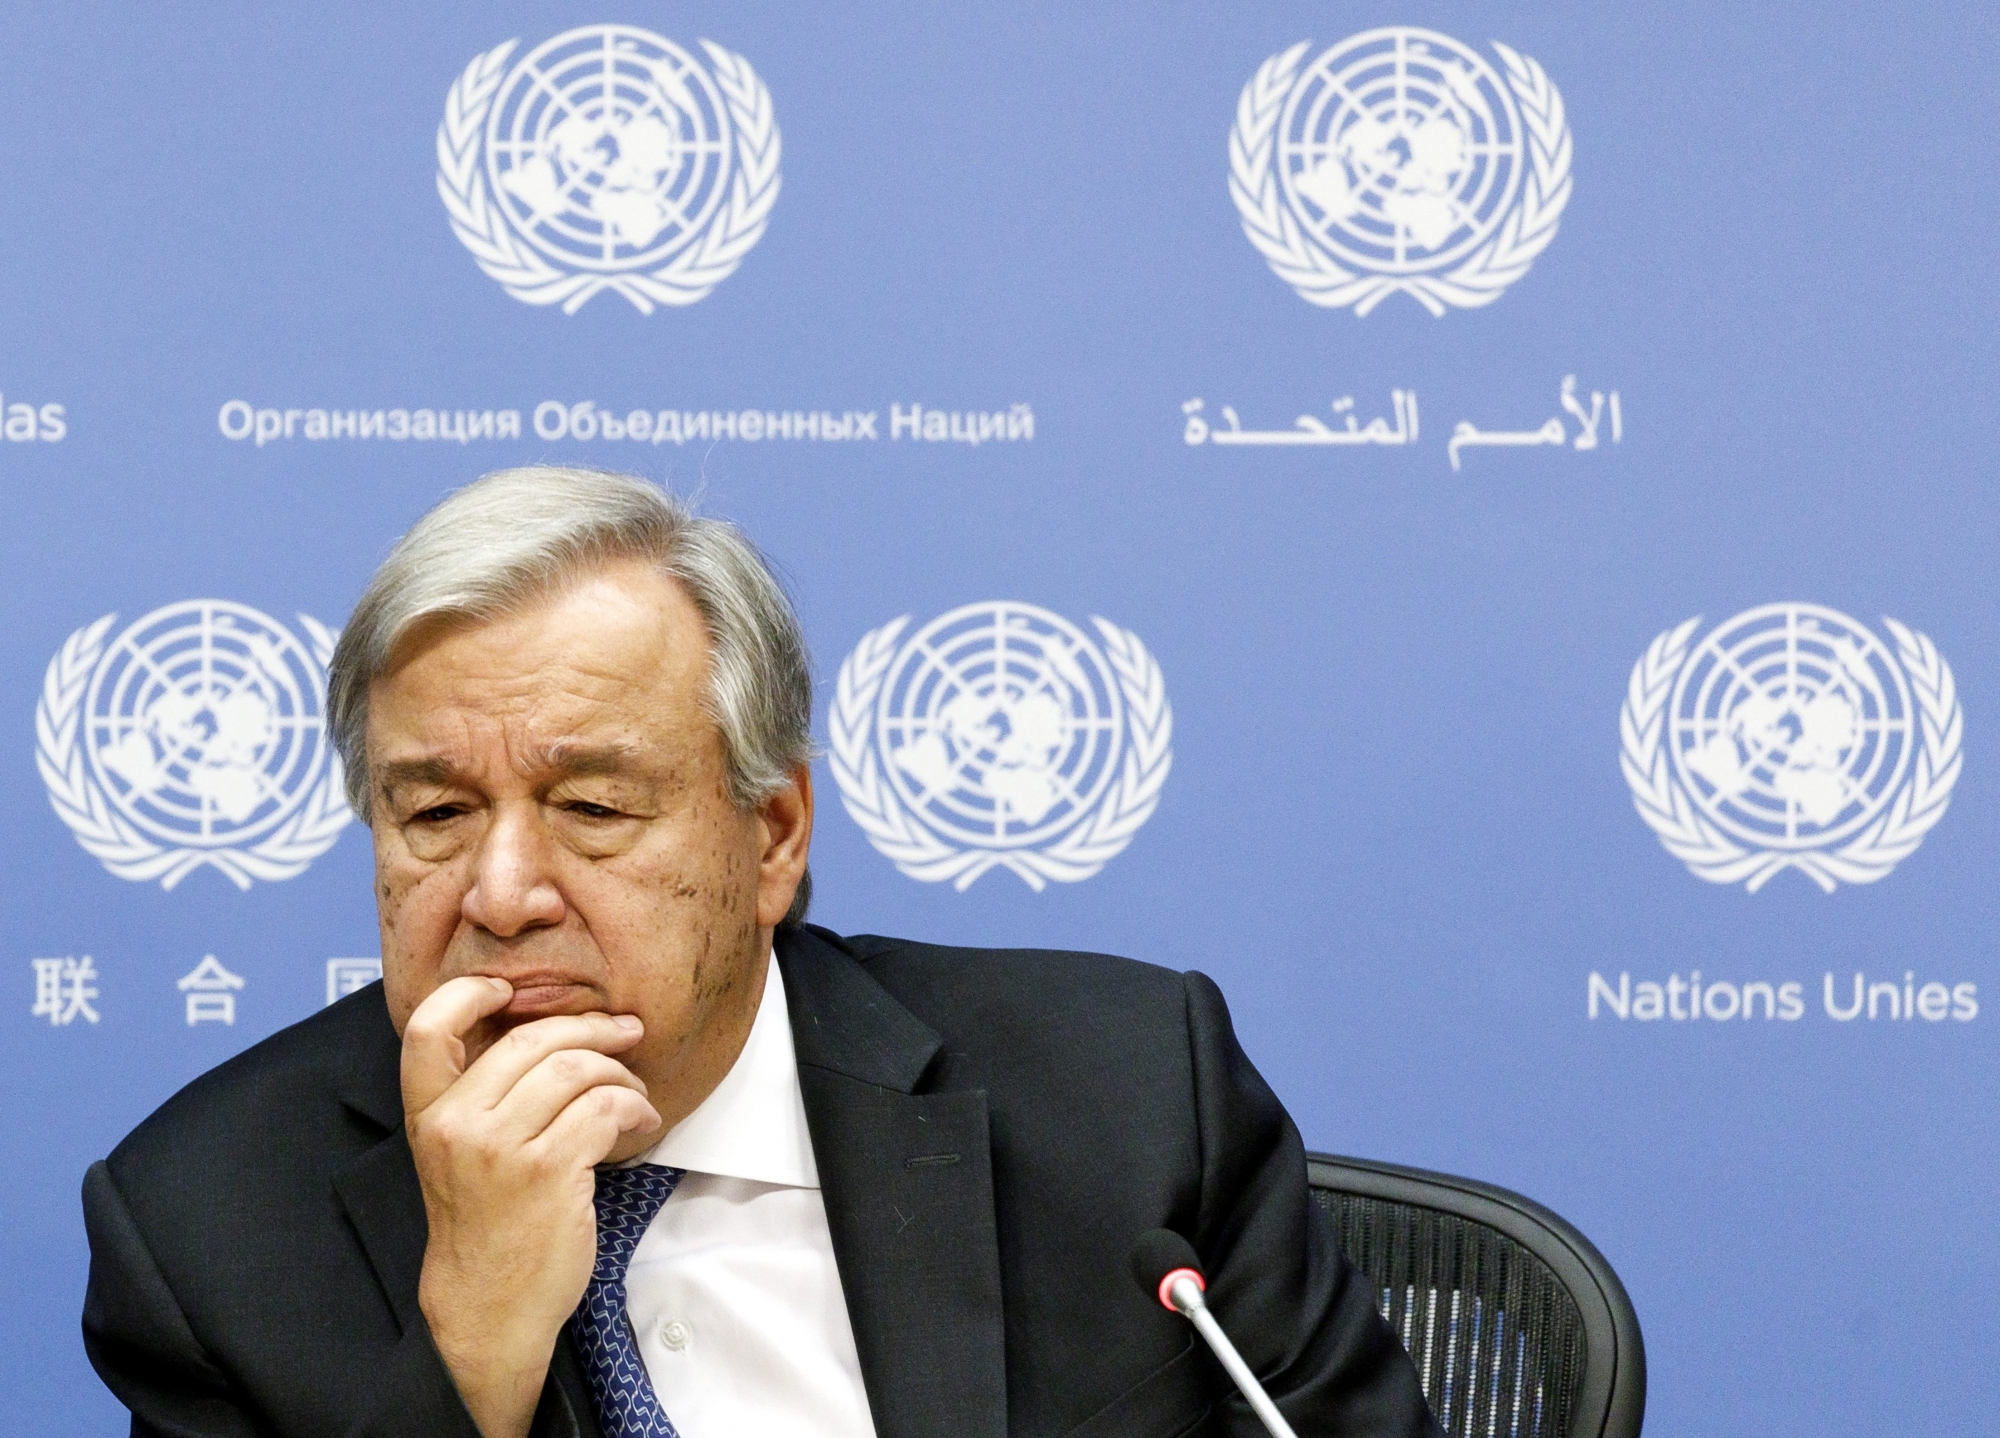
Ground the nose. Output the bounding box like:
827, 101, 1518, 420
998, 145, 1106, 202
461, 803, 566, 937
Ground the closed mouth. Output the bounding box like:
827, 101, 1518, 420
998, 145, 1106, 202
479, 972, 603, 1019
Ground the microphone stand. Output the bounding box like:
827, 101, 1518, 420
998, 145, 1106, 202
1162, 1272, 1301, 1438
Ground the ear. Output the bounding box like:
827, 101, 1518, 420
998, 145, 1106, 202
753, 764, 814, 930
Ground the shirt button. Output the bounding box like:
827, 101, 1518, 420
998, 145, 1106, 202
660, 1319, 691, 1352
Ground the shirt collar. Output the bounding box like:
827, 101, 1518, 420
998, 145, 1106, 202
631, 950, 818, 1189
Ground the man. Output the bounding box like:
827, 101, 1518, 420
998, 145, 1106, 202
83, 466, 1438, 1438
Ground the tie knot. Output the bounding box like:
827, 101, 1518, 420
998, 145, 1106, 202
591, 1163, 686, 1283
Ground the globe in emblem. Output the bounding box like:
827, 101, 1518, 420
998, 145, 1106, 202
831, 603, 1173, 889
1624, 604, 1960, 892
880, 604, 1123, 847
83, 602, 335, 847
1280, 28, 1522, 273
1230, 30, 1570, 314
1669, 605, 1917, 848
1678, 600, 1934, 854
487, 27, 731, 270
40, 601, 353, 889
438, 27, 780, 313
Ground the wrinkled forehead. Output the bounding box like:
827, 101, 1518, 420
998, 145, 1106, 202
365, 564, 721, 763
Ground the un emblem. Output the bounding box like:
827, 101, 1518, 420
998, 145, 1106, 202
35, 602, 352, 890
1230, 28, 1572, 315
1620, 604, 1962, 892
437, 25, 780, 314
830, 603, 1173, 890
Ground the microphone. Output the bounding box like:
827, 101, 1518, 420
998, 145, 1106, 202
1130, 1230, 1300, 1438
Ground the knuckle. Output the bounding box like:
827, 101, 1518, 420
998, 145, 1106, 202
422, 1113, 467, 1152
521, 1144, 558, 1180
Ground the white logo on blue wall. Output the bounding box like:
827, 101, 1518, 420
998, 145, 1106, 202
36, 602, 352, 890
831, 603, 1172, 890
1621, 604, 1961, 892
1230, 29, 1572, 315
438, 25, 780, 314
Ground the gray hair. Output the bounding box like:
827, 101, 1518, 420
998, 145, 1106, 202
326, 465, 814, 928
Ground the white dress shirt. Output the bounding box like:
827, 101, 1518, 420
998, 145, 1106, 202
619, 953, 877, 1438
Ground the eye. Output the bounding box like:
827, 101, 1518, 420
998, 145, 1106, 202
411, 804, 465, 824
565, 801, 622, 820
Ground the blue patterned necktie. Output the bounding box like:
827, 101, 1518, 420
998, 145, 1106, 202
572, 1162, 688, 1438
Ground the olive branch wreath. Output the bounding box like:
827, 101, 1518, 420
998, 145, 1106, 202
35, 612, 353, 891
1229, 39, 1572, 316
436, 38, 780, 315
1619, 616, 1962, 893
829, 617, 1173, 891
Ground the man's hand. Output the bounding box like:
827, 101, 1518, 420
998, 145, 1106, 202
403, 977, 662, 1438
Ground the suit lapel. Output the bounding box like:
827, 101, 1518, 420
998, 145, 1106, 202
331, 1128, 428, 1332
781, 930, 1008, 1438
545, 1332, 603, 1438
330, 988, 427, 1333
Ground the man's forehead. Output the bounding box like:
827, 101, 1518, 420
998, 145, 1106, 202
363, 564, 726, 792
384, 562, 704, 668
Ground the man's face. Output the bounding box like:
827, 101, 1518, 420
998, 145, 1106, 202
365, 559, 809, 1134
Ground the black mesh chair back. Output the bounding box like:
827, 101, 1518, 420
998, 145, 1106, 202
1308, 1154, 1645, 1438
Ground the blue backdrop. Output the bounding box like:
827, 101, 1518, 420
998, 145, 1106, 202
4, 4, 1995, 1433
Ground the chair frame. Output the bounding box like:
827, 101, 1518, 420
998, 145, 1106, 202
1306, 1152, 1646, 1438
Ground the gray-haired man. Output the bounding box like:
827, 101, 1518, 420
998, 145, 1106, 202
82, 468, 1439, 1438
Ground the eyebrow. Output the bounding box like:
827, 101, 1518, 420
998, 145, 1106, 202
539, 741, 643, 777
373, 743, 644, 793
375, 757, 458, 793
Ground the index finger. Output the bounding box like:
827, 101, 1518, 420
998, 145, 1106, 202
400, 975, 514, 1115
452, 1012, 647, 1111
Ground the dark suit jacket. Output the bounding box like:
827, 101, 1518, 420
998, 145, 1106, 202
83, 926, 1439, 1438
